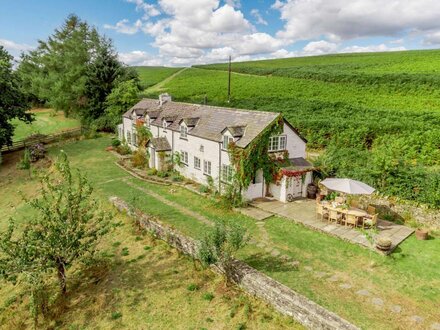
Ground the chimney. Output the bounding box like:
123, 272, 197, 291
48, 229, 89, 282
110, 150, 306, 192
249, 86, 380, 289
159, 93, 172, 106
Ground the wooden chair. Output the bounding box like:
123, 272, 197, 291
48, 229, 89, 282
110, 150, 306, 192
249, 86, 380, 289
350, 199, 359, 209
367, 205, 376, 215
316, 204, 329, 221
345, 214, 358, 228
363, 214, 378, 229
335, 196, 346, 204
329, 209, 343, 224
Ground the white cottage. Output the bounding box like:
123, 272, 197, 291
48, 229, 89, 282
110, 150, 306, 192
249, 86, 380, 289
118, 94, 313, 202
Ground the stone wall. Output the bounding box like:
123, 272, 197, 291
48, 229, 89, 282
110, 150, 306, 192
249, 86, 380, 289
110, 196, 359, 330
359, 195, 440, 229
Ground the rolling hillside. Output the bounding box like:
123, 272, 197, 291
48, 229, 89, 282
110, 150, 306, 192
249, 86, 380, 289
137, 50, 440, 208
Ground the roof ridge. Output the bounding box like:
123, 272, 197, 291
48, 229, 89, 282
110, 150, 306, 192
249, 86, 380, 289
139, 98, 279, 116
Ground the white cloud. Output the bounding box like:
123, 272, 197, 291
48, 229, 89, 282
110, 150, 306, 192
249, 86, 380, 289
104, 19, 143, 34
251, 9, 268, 25
224, 0, 241, 8
0, 39, 34, 61
126, 0, 160, 19
119, 50, 164, 66
341, 43, 406, 53
422, 31, 440, 45
302, 40, 338, 55
275, 0, 440, 43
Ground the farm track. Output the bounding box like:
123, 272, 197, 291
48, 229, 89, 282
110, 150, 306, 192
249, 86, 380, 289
145, 67, 188, 94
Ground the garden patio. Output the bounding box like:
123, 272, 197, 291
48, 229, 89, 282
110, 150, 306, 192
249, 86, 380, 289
248, 198, 414, 254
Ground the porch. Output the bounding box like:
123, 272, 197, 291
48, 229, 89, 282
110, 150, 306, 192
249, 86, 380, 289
250, 198, 414, 254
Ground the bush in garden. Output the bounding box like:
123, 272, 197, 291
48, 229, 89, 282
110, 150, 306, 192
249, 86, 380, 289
116, 143, 131, 155
111, 138, 121, 147
146, 168, 157, 176
28, 143, 46, 162
131, 149, 148, 168
17, 149, 31, 169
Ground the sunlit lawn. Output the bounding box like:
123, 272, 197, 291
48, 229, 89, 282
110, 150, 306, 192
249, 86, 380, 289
11, 108, 80, 142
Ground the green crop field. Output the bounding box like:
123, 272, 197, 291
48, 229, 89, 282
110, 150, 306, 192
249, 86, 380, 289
143, 50, 440, 208
134, 66, 183, 89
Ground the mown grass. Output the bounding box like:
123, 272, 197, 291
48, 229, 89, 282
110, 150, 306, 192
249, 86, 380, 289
3, 136, 434, 329
11, 108, 80, 142
134, 66, 182, 89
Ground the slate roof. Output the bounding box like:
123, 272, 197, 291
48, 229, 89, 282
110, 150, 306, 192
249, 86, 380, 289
149, 137, 171, 151
283, 157, 314, 170
223, 125, 246, 137
125, 99, 284, 148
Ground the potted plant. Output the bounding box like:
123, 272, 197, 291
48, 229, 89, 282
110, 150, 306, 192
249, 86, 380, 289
375, 236, 392, 252
415, 226, 429, 240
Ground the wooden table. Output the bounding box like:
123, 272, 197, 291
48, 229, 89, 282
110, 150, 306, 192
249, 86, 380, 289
322, 204, 368, 225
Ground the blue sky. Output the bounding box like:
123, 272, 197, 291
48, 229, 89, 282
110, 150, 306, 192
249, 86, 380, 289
1, 0, 439, 66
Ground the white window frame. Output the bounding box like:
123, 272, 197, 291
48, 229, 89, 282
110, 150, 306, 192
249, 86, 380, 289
127, 131, 132, 144
163, 120, 168, 131
221, 164, 234, 183
194, 156, 201, 170
222, 135, 233, 150
203, 160, 211, 175
269, 135, 287, 152
132, 130, 137, 146
180, 125, 188, 139
181, 151, 188, 165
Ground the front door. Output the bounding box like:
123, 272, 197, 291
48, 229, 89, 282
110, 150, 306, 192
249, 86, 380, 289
286, 176, 302, 200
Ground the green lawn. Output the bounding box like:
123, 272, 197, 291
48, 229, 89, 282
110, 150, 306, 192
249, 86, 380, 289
11, 108, 80, 142
2, 136, 434, 329
134, 66, 183, 89
0, 139, 300, 330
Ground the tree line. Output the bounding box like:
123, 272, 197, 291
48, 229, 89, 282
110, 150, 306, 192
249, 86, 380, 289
0, 14, 141, 155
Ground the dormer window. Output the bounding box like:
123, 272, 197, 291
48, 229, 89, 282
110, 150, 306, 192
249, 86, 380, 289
163, 120, 168, 131
269, 135, 287, 152
180, 125, 188, 139
223, 135, 234, 150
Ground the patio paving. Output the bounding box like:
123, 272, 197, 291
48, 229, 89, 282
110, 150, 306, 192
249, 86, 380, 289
250, 198, 414, 254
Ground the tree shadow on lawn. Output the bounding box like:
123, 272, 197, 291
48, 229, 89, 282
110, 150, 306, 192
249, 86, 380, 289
243, 252, 299, 274
45, 247, 196, 326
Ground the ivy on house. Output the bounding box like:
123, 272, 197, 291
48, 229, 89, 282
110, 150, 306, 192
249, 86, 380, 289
228, 115, 284, 191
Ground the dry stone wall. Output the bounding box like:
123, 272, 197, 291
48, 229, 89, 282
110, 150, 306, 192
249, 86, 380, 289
110, 196, 359, 330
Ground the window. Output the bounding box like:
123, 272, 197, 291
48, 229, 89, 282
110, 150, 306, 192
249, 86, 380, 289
203, 160, 211, 175
269, 135, 287, 152
194, 156, 201, 170
181, 151, 188, 165
223, 135, 233, 150
221, 164, 234, 183
127, 131, 132, 144
180, 125, 188, 139
132, 131, 137, 146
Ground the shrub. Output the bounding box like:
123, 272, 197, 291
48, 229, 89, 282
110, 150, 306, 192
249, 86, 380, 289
131, 149, 148, 168
28, 143, 46, 162
146, 168, 157, 176
171, 173, 184, 182
17, 149, 31, 170
111, 312, 122, 320
187, 283, 199, 291
111, 138, 121, 147
121, 247, 129, 256
202, 292, 214, 301
157, 171, 169, 178
116, 143, 131, 155
199, 184, 210, 193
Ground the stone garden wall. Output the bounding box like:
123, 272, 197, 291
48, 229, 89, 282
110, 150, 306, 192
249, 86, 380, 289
359, 195, 440, 229
110, 196, 359, 330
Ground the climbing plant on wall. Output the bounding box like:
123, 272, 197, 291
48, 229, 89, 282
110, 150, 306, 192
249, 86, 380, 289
228, 115, 284, 192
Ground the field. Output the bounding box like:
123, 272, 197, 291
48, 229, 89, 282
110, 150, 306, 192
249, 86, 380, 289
1, 136, 439, 329
141, 50, 440, 208
11, 108, 81, 142
134, 66, 183, 89
0, 142, 300, 330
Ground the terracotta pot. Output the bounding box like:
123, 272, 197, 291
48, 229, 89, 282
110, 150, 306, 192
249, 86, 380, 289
415, 229, 429, 240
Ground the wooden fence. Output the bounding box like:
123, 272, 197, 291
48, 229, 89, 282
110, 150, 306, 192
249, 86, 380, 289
1, 127, 84, 154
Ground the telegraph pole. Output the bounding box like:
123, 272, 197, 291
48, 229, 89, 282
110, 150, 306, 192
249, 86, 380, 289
227, 55, 231, 103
